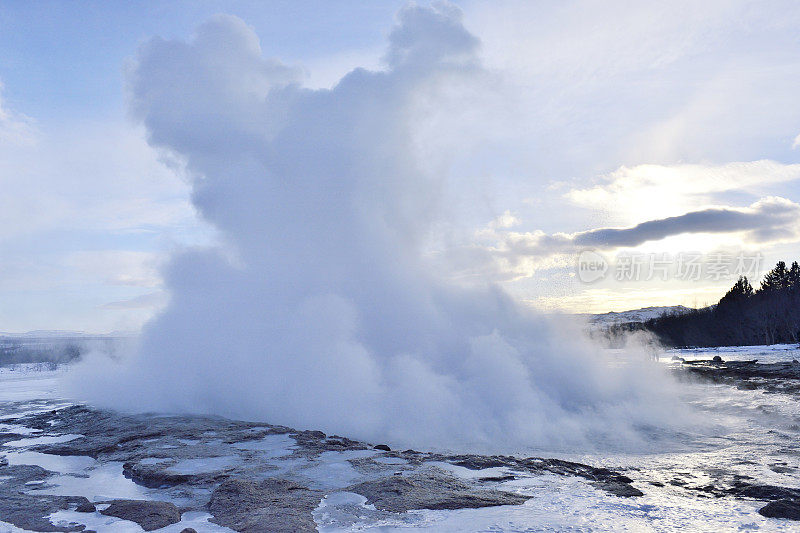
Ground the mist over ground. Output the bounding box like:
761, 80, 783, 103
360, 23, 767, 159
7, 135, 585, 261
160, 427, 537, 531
67, 4, 689, 453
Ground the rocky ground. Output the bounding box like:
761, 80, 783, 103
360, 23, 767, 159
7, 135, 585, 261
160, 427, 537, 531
4, 353, 800, 530
1, 397, 800, 531
674, 356, 800, 395
0, 403, 649, 532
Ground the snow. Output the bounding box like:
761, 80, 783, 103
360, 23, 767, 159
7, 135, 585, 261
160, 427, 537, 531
581, 305, 693, 326
667, 343, 800, 364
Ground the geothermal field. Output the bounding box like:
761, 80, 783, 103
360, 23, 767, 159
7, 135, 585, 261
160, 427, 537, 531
3, 1, 800, 531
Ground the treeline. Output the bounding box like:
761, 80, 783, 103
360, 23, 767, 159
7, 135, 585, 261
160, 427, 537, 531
644, 261, 800, 347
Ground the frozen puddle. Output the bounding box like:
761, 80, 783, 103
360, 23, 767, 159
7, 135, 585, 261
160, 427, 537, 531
300, 449, 378, 490
4, 434, 83, 447
30, 462, 148, 502
0, 423, 40, 436
47, 510, 238, 532
5, 450, 96, 474
232, 433, 296, 456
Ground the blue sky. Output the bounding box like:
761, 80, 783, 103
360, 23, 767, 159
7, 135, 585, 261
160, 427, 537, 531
2, 1, 800, 332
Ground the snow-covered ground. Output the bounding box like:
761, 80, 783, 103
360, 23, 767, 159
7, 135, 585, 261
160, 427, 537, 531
668, 343, 800, 364
1, 347, 800, 531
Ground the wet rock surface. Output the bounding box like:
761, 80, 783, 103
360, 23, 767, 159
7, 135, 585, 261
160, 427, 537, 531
675, 358, 800, 394
209, 478, 322, 532
99, 499, 182, 530
0, 403, 654, 531
0, 463, 95, 532
345, 469, 529, 512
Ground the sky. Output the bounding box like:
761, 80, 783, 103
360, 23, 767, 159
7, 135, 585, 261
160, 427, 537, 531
2, 0, 800, 333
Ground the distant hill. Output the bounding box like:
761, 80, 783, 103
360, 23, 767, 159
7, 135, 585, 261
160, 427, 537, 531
0, 331, 134, 367
580, 305, 693, 327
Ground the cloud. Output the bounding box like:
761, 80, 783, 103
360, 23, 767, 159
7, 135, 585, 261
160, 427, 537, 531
455, 197, 800, 281
571, 197, 800, 249
0, 82, 37, 146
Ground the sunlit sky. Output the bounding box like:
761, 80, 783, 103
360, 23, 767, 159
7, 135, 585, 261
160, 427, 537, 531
2, 0, 800, 332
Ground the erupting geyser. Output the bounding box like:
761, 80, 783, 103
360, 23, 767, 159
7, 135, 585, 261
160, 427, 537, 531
71, 3, 683, 452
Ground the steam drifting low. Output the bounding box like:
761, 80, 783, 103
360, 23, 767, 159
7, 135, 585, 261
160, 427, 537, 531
73, 4, 684, 451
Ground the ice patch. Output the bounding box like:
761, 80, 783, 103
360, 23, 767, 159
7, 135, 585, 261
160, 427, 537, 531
429, 461, 514, 480
300, 449, 378, 490
0, 423, 40, 436
5, 450, 96, 474
232, 433, 296, 456
4, 434, 83, 447
31, 462, 148, 502
47, 509, 239, 532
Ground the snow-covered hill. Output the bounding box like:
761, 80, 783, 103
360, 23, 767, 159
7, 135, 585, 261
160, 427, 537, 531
580, 305, 693, 326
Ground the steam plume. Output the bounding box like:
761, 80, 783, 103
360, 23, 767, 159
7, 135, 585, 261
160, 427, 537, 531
71, 4, 684, 451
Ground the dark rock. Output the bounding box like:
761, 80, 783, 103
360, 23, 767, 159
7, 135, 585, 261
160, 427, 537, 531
180, 529, 198, 533
732, 484, 800, 500
0, 492, 95, 532
209, 478, 322, 533
449, 456, 509, 470
758, 499, 800, 520
592, 480, 644, 497
75, 501, 96, 513
0, 433, 28, 445
100, 499, 181, 531
122, 461, 193, 488
712, 355, 723, 362
478, 474, 516, 482
345, 469, 529, 512
374, 444, 391, 451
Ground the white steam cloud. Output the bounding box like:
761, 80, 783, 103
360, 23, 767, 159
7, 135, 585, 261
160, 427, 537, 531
70, 4, 686, 452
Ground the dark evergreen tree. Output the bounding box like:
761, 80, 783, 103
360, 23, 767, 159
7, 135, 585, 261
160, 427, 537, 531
789, 261, 800, 289
718, 275, 753, 307
760, 260, 790, 292
643, 262, 800, 347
